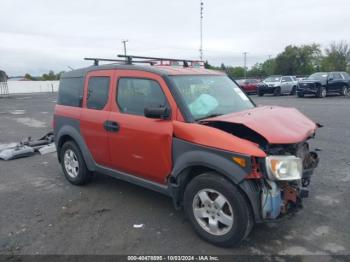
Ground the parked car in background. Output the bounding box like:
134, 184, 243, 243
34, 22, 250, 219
257, 75, 297, 96
236, 79, 260, 94
297, 72, 350, 98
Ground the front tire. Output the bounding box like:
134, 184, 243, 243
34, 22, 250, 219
60, 141, 92, 185
274, 87, 281, 96
340, 86, 348, 96
317, 86, 327, 98
184, 173, 253, 247
257, 89, 264, 96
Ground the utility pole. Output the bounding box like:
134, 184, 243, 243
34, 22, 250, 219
243, 52, 248, 78
199, 0, 204, 60
122, 39, 128, 60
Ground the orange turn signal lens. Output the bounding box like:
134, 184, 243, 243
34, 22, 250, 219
232, 157, 246, 167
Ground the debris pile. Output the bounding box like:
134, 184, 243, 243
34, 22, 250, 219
0, 132, 55, 160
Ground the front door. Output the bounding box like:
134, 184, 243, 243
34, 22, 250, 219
107, 70, 174, 184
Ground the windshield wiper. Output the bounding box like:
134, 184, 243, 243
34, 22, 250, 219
196, 113, 224, 121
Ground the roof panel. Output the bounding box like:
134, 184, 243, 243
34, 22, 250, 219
61, 64, 223, 79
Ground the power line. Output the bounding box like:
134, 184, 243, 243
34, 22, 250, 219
199, 0, 204, 60
121, 39, 128, 61
243, 52, 248, 78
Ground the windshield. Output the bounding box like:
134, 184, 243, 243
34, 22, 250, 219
308, 73, 328, 80
264, 76, 281, 82
169, 75, 254, 121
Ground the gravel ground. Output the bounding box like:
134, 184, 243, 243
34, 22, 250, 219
0, 92, 349, 256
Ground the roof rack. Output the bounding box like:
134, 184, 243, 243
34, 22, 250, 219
118, 55, 204, 68
84, 55, 205, 68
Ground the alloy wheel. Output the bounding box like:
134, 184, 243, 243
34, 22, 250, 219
192, 189, 234, 236
64, 149, 79, 178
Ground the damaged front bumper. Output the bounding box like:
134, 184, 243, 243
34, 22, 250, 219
260, 149, 319, 220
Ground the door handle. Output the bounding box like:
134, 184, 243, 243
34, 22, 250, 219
104, 121, 120, 132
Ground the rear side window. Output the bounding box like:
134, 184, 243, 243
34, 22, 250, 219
87, 77, 110, 110
333, 73, 342, 80
341, 72, 349, 79
117, 78, 167, 116
58, 77, 84, 107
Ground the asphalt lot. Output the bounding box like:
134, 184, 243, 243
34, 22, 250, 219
0, 92, 349, 256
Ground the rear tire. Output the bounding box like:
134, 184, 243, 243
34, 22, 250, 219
290, 86, 296, 95
274, 87, 281, 96
60, 141, 92, 185
184, 173, 254, 247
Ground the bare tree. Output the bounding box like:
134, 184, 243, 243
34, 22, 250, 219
322, 40, 350, 71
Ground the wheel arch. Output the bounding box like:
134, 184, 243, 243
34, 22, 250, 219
170, 165, 262, 223
55, 125, 96, 171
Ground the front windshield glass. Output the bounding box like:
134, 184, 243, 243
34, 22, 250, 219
169, 75, 254, 121
264, 76, 281, 82
308, 73, 328, 80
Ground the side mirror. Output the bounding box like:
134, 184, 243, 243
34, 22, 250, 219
144, 106, 171, 119
328, 77, 334, 81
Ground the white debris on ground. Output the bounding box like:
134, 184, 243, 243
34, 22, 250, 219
9, 110, 26, 115
0, 132, 55, 160
39, 143, 56, 155
0, 143, 17, 151
133, 224, 144, 229
0, 145, 34, 160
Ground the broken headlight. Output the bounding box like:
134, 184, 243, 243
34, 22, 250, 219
265, 156, 302, 181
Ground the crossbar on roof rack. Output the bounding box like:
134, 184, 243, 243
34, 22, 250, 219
84, 58, 126, 66
84, 57, 157, 66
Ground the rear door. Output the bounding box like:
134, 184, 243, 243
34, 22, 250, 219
80, 70, 113, 167
327, 73, 338, 92
107, 70, 175, 184
281, 76, 291, 93
333, 72, 344, 91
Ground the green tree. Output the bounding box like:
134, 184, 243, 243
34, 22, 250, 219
274, 44, 321, 75
24, 73, 35, 80
225, 66, 245, 78
321, 41, 350, 71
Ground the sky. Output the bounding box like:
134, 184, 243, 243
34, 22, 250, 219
0, 0, 349, 76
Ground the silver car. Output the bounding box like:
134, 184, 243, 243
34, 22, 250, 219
257, 75, 298, 96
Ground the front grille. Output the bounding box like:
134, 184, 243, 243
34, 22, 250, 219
301, 83, 315, 89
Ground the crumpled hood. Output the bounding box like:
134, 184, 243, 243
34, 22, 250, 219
205, 106, 317, 144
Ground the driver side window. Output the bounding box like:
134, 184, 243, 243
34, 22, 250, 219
116, 78, 168, 116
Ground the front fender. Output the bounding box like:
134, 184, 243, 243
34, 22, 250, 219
171, 138, 251, 184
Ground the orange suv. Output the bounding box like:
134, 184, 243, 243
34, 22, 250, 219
54, 55, 319, 247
